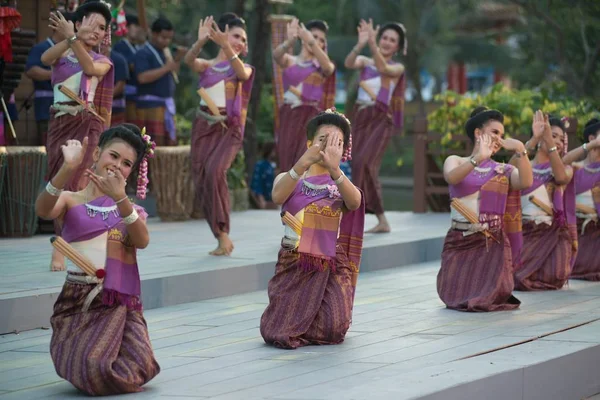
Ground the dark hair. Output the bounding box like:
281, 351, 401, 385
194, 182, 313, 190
151, 17, 173, 33
75, 0, 112, 27
378, 22, 406, 54
217, 12, 246, 32
584, 118, 600, 143
125, 14, 139, 27
306, 111, 351, 150
465, 106, 504, 143
305, 19, 329, 34
98, 124, 146, 168
260, 142, 276, 159
548, 115, 566, 132
62, 11, 75, 23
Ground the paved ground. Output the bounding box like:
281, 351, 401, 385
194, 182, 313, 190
1, 261, 600, 400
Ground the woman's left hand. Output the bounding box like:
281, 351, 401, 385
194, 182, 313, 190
298, 23, 314, 44
209, 21, 229, 48
86, 168, 127, 201
48, 11, 75, 40
320, 131, 344, 172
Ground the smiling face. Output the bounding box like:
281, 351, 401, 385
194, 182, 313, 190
475, 120, 505, 154
378, 28, 400, 57
93, 139, 138, 179
228, 26, 248, 56
541, 125, 565, 154
76, 12, 107, 47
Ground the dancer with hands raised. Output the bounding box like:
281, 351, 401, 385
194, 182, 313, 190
185, 13, 255, 256
437, 106, 532, 312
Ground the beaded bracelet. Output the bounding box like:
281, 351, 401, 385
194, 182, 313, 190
122, 209, 139, 225
45, 181, 62, 196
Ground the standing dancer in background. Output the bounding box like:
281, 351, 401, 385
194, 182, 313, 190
344, 19, 406, 233
513, 112, 576, 291
184, 13, 254, 256
113, 14, 145, 124
25, 12, 74, 145
437, 107, 532, 312
135, 17, 184, 146
110, 48, 129, 126
35, 125, 160, 395
563, 118, 600, 280
42, 0, 114, 271
273, 17, 335, 172
260, 110, 365, 349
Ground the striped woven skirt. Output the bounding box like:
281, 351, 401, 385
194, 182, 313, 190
50, 274, 160, 395
260, 244, 355, 349
276, 104, 320, 172
437, 228, 520, 312
514, 221, 573, 291
570, 218, 600, 281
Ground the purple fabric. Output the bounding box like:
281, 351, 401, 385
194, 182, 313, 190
449, 159, 497, 198
521, 162, 552, 196
282, 62, 323, 102
575, 162, 600, 194
282, 174, 333, 215
112, 98, 126, 109
61, 196, 145, 309
197, 61, 255, 135
359, 63, 405, 129
35, 90, 54, 98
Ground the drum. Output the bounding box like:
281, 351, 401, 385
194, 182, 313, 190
149, 145, 195, 221
0, 146, 47, 237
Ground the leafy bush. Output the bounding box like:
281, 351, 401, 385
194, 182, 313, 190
428, 82, 599, 148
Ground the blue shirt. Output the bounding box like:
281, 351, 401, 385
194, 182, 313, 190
134, 42, 175, 109
111, 50, 129, 113
25, 38, 54, 121
251, 160, 275, 202
113, 39, 139, 89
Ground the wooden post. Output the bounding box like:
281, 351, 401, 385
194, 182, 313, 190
136, 0, 148, 31
412, 118, 428, 213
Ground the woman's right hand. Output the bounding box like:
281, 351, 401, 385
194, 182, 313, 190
357, 19, 369, 46
473, 133, 493, 162
298, 140, 325, 168
287, 18, 299, 42
48, 10, 75, 40
62, 137, 88, 170
531, 109, 547, 140
198, 16, 213, 42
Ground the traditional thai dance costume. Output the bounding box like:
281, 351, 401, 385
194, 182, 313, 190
437, 161, 522, 311
260, 175, 365, 348
514, 163, 577, 290
569, 163, 600, 280
350, 63, 405, 214
191, 61, 254, 238
50, 197, 160, 395
275, 60, 335, 172
46, 51, 114, 192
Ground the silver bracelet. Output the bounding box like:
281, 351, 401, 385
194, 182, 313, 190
288, 168, 301, 181
67, 35, 78, 46
583, 142, 588, 155
333, 171, 345, 185
115, 196, 129, 204
122, 208, 139, 225
230, 54, 239, 62
548, 146, 558, 153
46, 181, 63, 196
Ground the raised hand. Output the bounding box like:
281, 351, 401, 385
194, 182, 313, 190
198, 16, 213, 42
497, 137, 526, 153
357, 19, 369, 46
299, 140, 325, 167
298, 23, 314, 44
287, 18, 299, 42
367, 18, 379, 45
209, 21, 229, 48
48, 10, 75, 41
86, 168, 127, 201
77, 14, 100, 42
62, 137, 88, 170
531, 110, 547, 140
320, 131, 344, 171
473, 133, 493, 162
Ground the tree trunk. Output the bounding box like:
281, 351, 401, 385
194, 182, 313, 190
244, 0, 270, 180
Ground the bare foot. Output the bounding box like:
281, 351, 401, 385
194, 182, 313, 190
50, 248, 66, 271
209, 233, 234, 256
365, 222, 391, 234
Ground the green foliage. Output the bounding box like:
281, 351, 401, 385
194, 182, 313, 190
175, 113, 193, 145
255, 83, 275, 145
227, 150, 248, 190
428, 82, 599, 147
